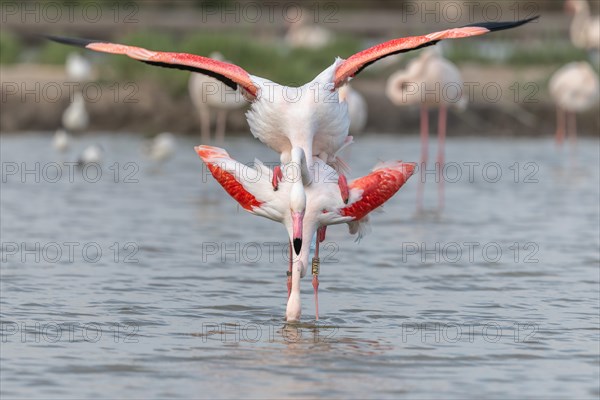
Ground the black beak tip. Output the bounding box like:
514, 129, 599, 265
293, 238, 302, 255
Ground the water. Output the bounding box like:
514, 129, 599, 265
1, 132, 598, 399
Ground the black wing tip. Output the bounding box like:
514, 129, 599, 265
43, 34, 98, 48
465, 15, 540, 32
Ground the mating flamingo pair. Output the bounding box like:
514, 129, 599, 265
48, 16, 536, 321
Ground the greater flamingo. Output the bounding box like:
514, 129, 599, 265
339, 85, 368, 135
195, 145, 415, 321
145, 132, 176, 163
66, 52, 92, 81
53, 129, 69, 152
62, 91, 89, 133
48, 15, 536, 252
285, 12, 333, 50
548, 61, 599, 146
77, 144, 103, 166
565, 0, 600, 62
188, 52, 248, 143
386, 47, 467, 212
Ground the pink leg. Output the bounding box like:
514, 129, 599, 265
272, 165, 283, 191
312, 227, 326, 321
437, 105, 447, 211
318, 226, 327, 243
567, 112, 577, 147
417, 105, 429, 212
338, 174, 349, 204
567, 112, 578, 166
555, 107, 566, 146
287, 240, 292, 299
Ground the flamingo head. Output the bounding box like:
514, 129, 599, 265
290, 182, 306, 255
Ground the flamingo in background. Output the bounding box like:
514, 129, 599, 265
339, 85, 368, 135
188, 52, 248, 143
47, 15, 536, 253
549, 61, 599, 146
195, 145, 415, 321
53, 129, 69, 152
66, 52, 92, 81
77, 144, 103, 166
62, 91, 89, 133
144, 132, 176, 164
565, 0, 600, 63
285, 12, 333, 50
386, 47, 467, 212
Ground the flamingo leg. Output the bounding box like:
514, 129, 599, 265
215, 109, 227, 144
312, 227, 326, 321
567, 111, 577, 148
437, 105, 447, 211
555, 107, 566, 146
417, 104, 429, 212
272, 165, 283, 191
287, 240, 292, 299
338, 174, 349, 204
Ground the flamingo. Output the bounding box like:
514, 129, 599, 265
339, 85, 368, 135
565, 0, 600, 62
548, 61, 599, 146
285, 12, 333, 50
62, 91, 89, 133
188, 52, 248, 143
145, 132, 176, 163
77, 144, 103, 166
66, 52, 93, 81
53, 129, 69, 152
47, 15, 536, 251
386, 47, 467, 212
195, 145, 415, 321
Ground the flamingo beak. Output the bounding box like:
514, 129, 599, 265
291, 211, 304, 255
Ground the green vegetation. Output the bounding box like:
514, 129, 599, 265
0, 31, 21, 64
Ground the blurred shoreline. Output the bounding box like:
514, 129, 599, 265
1, 2, 599, 136
1, 63, 598, 136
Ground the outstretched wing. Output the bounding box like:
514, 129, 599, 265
341, 161, 416, 221
46, 35, 258, 99
334, 16, 538, 88
195, 146, 279, 219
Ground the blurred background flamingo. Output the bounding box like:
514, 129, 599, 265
188, 52, 248, 143
549, 61, 599, 146
386, 48, 466, 212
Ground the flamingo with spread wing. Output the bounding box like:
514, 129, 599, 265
195, 145, 415, 321
46, 15, 536, 225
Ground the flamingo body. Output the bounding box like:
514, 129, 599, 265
62, 92, 89, 132
195, 145, 415, 320
146, 132, 176, 163
339, 85, 368, 135
66, 52, 92, 81
47, 16, 536, 177
549, 62, 599, 113
549, 61, 599, 145
566, 0, 600, 51
53, 129, 69, 152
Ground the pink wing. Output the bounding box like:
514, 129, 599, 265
46, 35, 258, 99
341, 161, 416, 220
334, 17, 538, 88
195, 146, 263, 211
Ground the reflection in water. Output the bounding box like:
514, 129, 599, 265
1, 133, 598, 399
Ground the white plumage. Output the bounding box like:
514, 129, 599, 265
66, 52, 92, 81
53, 129, 69, 152
62, 92, 89, 133
188, 52, 248, 143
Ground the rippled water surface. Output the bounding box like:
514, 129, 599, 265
1, 133, 599, 399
